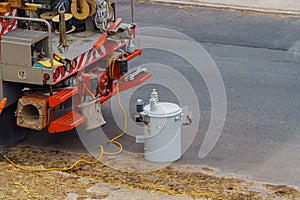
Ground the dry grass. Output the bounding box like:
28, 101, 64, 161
1, 145, 300, 200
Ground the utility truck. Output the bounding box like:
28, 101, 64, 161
0, 0, 150, 145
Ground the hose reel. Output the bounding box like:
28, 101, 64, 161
71, 0, 90, 20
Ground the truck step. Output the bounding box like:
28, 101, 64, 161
48, 88, 78, 107
48, 111, 84, 133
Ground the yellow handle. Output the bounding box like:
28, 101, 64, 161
20, 3, 42, 11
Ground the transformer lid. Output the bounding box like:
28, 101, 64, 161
144, 102, 182, 118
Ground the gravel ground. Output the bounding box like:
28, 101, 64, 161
0, 145, 300, 200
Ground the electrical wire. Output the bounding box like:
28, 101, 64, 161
0, 146, 104, 172
107, 56, 117, 80
103, 57, 126, 155
103, 81, 126, 155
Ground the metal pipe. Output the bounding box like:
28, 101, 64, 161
131, 0, 134, 24
0, 15, 54, 67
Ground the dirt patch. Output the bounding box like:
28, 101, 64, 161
264, 184, 300, 199
1, 145, 300, 200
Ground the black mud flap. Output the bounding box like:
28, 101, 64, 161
0, 102, 27, 148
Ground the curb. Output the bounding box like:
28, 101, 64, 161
150, 0, 300, 16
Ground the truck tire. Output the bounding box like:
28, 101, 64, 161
0, 101, 27, 148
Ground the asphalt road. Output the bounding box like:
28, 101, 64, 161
23, 1, 300, 188
116, 1, 300, 188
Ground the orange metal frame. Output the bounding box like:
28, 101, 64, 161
47, 20, 151, 133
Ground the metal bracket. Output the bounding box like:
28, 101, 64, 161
136, 135, 145, 143
181, 106, 192, 125
135, 114, 150, 125
124, 67, 147, 81
182, 113, 192, 125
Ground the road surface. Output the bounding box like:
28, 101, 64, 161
22, 1, 300, 188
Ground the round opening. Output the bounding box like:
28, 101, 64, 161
22, 105, 40, 124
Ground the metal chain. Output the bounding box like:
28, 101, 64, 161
94, 0, 114, 32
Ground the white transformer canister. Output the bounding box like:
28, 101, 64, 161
136, 101, 182, 162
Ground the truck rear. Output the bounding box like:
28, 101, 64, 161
0, 0, 150, 146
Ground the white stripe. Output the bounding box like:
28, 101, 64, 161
88, 51, 93, 63
81, 52, 89, 68
76, 57, 81, 69
12, 9, 17, 16
93, 48, 101, 58
100, 46, 106, 55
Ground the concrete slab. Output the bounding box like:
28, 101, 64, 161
149, 0, 300, 15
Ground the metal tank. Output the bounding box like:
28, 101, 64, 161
136, 89, 191, 162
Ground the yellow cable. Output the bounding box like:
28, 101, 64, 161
107, 56, 117, 80
111, 58, 116, 80
103, 82, 126, 155
108, 57, 112, 79
1, 145, 104, 172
